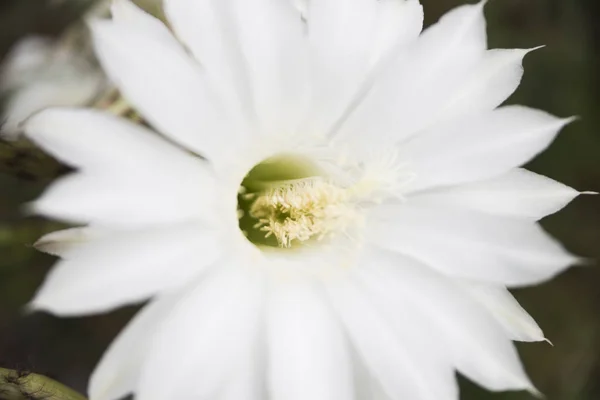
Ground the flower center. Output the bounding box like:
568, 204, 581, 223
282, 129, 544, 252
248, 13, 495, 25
249, 178, 357, 248
238, 154, 357, 248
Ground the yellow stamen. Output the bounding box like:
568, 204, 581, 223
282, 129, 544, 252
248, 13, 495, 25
249, 178, 356, 248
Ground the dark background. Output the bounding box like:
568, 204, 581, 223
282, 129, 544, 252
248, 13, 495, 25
0, 0, 599, 399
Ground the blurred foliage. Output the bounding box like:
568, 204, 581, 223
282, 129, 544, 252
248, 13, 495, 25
0, 0, 599, 399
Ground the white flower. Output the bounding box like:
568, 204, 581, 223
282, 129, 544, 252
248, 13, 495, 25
0, 36, 104, 139
24, 0, 583, 399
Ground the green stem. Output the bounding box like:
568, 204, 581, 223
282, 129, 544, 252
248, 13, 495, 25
0, 368, 87, 400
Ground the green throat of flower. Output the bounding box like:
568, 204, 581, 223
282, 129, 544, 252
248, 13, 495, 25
238, 154, 357, 249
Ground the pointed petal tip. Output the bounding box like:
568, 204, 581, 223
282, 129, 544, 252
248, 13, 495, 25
20, 201, 38, 217
21, 302, 38, 316
510, 373, 542, 398
571, 252, 589, 265
546, 114, 578, 132
26, 291, 54, 315
22, 298, 69, 318
26, 293, 92, 318
466, 0, 487, 15
562, 115, 580, 126
516, 372, 543, 399
515, 46, 545, 58
527, 332, 553, 347
529, 386, 545, 399
33, 234, 63, 256
21, 200, 58, 223
575, 256, 597, 267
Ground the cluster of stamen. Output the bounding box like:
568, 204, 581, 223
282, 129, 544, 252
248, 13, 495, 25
248, 178, 357, 248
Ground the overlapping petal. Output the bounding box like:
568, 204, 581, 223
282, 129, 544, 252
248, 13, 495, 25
226, 0, 309, 135
25, 109, 217, 226
266, 279, 354, 400
370, 0, 424, 66
89, 294, 180, 400
111, 0, 176, 45
25, 108, 203, 174
166, 0, 309, 137
137, 265, 264, 400
362, 249, 537, 393
304, 0, 380, 135
462, 284, 547, 342
411, 168, 580, 220
402, 106, 574, 191
336, 1, 488, 146
30, 172, 216, 227
34, 227, 108, 257
90, 8, 239, 161
326, 276, 458, 400
30, 223, 221, 315
164, 0, 256, 130
368, 204, 577, 286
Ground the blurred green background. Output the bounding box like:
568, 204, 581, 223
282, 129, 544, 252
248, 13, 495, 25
0, 0, 599, 399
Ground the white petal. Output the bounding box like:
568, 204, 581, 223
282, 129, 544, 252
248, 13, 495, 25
0, 36, 103, 138
227, 0, 309, 136
2, 81, 102, 138
90, 19, 237, 161
34, 227, 107, 257
30, 224, 221, 315
369, 204, 577, 286
412, 168, 580, 220
111, 0, 175, 45
370, 0, 424, 66
219, 346, 264, 400
0, 36, 56, 91
435, 48, 536, 122
266, 279, 353, 400
418, 0, 488, 57
325, 278, 457, 400
462, 283, 546, 342
356, 265, 456, 369
31, 170, 215, 228
25, 110, 216, 227
88, 294, 179, 400
164, 0, 256, 130
366, 249, 537, 393
308, 0, 379, 85
166, 0, 308, 137
403, 106, 574, 191
352, 355, 393, 400
25, 108, 208, 175
304, 0, 379, 135
137, 264, 264, 400
335, 1, 487, 148
292, 0, 308, 18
